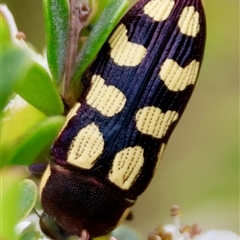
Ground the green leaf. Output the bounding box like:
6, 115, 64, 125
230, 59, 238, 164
43, 0, 69, 84
0, 7, 12, 47
1, 98, 47, 168
73, 0, 129, 82
14, 61, 64, 116
1, 169, 26, 240
17, 179, 38, 222
8, 116, 65, 166
0, 47, 28, 113
19, 230, 41, 240
0, 6, 64, 116
1, 47, 64, 117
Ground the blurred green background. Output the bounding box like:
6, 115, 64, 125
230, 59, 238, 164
4, 0, 239, 237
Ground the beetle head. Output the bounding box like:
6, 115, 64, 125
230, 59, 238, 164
40, 164, 134, 238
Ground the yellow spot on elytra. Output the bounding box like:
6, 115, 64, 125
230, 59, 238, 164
143, 0, 175, 22
178, 6, 200, 37
58, 103, 81, 136
135, 106, 178, 138
86, 75, 126, 117
108, 24, 147, 66
108, 146, 144, 190
39, 165, 51, 197
159, 59, 200, 91
67, 123, 104, 169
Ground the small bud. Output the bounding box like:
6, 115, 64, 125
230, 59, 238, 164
80, 229, 90, 240
110, 237, 119, 240
15, 31, 26, 40
170, 205, 181, 217
148, 232, 161, 240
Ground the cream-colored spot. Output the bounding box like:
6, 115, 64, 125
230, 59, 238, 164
178, 6, 200, 37
143, 0, 175, 22
58, 103, 81, 136
39, 165, 51, 197
108, 24, 147, 66
135, 107, 178, 138
154, 143, 166, 173
160, 59, 200, 91
86, 75, 126, 117
108, 146, 144, 190
67, 123, 104, 169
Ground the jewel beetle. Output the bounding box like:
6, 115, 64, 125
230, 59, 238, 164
39, 0, 206, 238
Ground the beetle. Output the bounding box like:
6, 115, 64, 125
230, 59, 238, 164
39, 0, 206, 238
